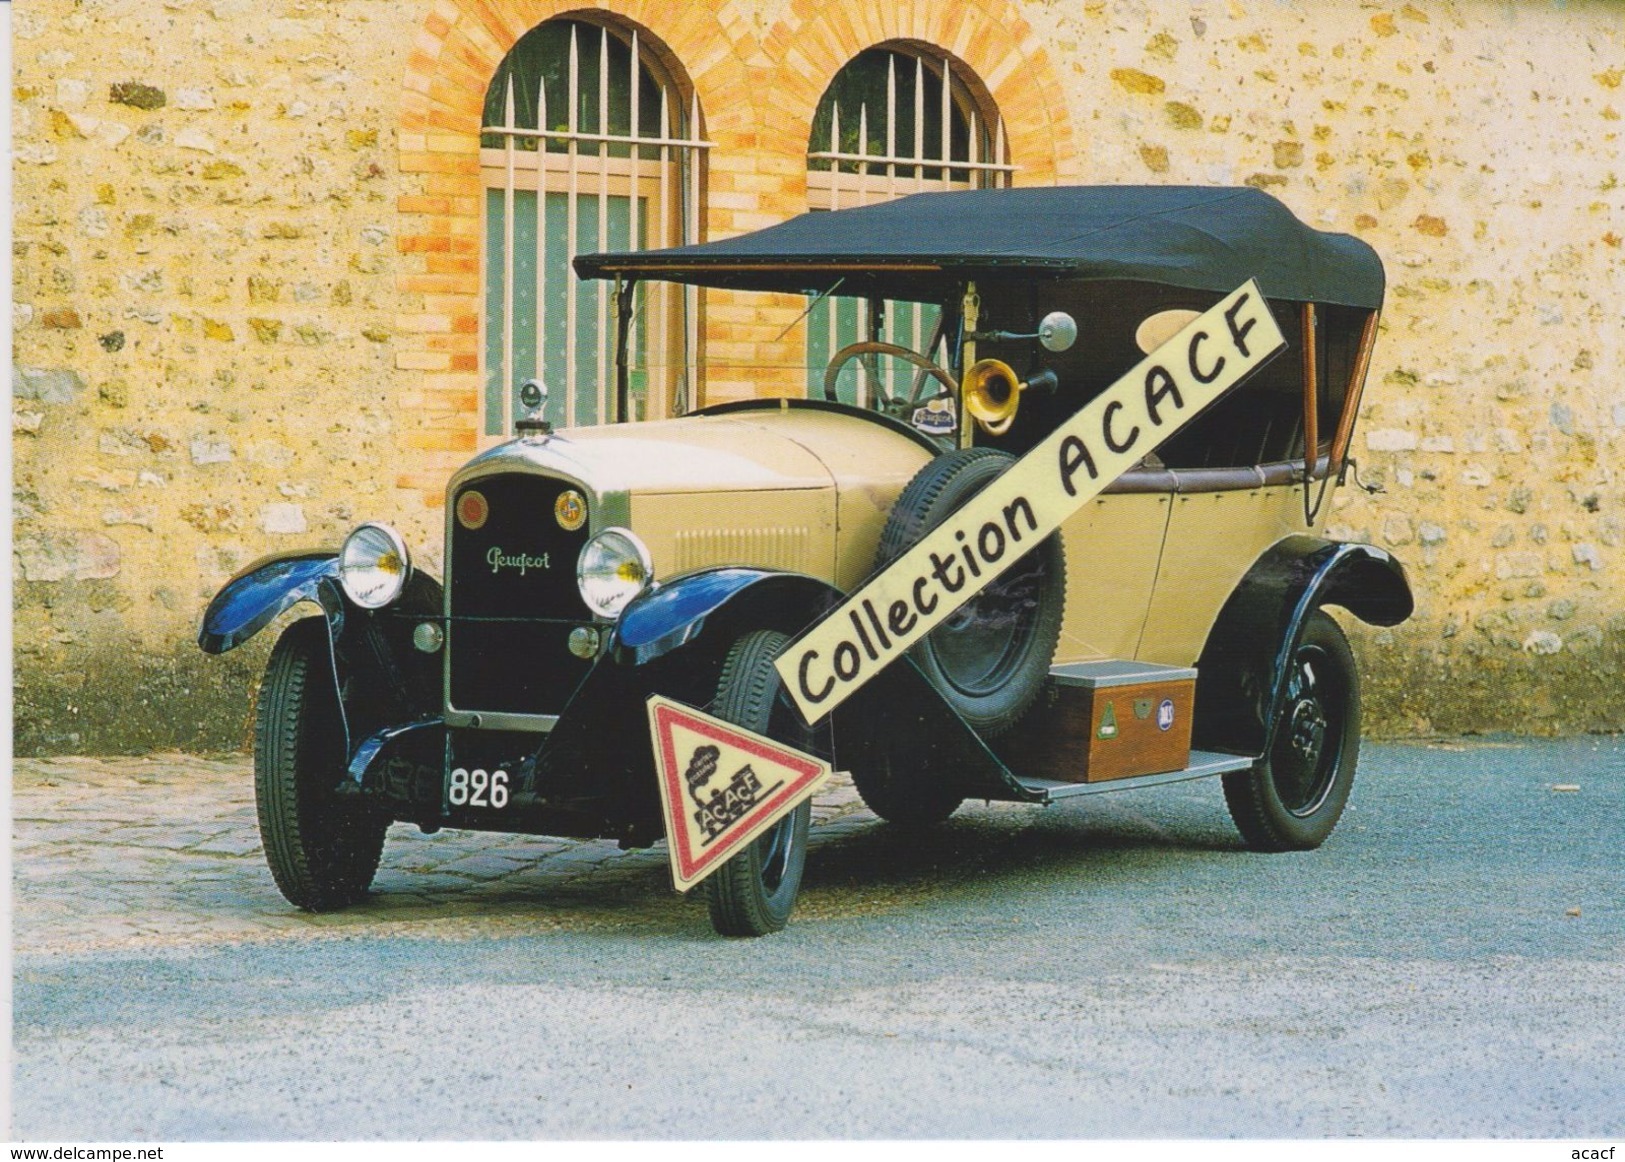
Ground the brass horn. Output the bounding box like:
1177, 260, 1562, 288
963, 359, 1057, 436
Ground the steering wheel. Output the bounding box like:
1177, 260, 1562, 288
822, 341, 958, 419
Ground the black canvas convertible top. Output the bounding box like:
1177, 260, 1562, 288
576, 185, 1384, 308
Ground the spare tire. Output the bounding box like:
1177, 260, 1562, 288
873, 447, 1066, 738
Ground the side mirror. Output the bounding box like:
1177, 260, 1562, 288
1038, 311, 1078, 353
966, 312, 1079, 352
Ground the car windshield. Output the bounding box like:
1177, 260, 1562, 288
616, 281, 957, 424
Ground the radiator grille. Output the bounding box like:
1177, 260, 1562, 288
446, 474, 593, 716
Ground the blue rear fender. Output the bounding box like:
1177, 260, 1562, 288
1193, 535, 1413, 756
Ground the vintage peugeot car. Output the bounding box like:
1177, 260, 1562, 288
200, 186, 1412, 937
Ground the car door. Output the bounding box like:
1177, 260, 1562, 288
1138, 467, 1311, 669
1136, 300, 1319, 668
1053, 468, 1175, 665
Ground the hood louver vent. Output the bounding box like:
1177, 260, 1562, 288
671, 527, 811, 575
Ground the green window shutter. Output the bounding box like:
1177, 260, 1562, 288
486, 189, 636, 433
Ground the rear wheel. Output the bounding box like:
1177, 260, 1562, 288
1223, 610, 1360, 852
850, 734, 963, 828
705, 630, 813, 937
254, 618, 388, 911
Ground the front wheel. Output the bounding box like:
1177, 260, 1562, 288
1222, 610, 1360, 852
254, 618, 388, 910
705, 629, 813, 937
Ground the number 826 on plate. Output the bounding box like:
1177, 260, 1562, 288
447, 767, 510, 810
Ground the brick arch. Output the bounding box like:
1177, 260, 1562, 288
763, 0, 1078, 191
392, 1, 758, 491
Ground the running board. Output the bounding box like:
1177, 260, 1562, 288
1011, 749, 1254, 804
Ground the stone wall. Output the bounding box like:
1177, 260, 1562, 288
1016, 0, 1624, 735
11, 0, 1623, 753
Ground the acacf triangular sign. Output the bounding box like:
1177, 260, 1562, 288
647, 695, 832, 892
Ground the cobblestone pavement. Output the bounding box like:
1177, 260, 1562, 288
10, 753, 894, 954
12, 740, 1624, 1138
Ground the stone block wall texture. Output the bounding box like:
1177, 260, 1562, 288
11, 0, 1623, 752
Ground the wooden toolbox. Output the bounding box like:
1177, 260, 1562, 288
996, 660, 1197, 783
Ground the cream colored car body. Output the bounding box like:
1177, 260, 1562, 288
457, 404, 1324, 675
452, 406, 927, 595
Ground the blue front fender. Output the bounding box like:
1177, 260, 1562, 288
612, 567, 843, 664
198, 552, 341, 655
609, 566, 1022, 803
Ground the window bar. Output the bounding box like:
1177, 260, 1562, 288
491, 124, 709, 149
828, 101, 841, 210
533, 77, 547, 416
656, 85, 671, 418
855, 104, 871, 405
900, 60, 924, 401
627, 28, 641, 419
993, 115, 1006, 189
596, 25, 611, 426
805, 147, 1014, 176
480, 27, 714, 434
885, 53, 897, 202
912, 53, 925, 193
827, 101, 840, 394
564, 24, 581, 427
968, 106, 979, 190
857, 102, 870, 207
686, 88, 701, 415
912, 294, 924, 366
940, 57, 952, 191
827, 297, 840, 401
502, 75, 517, 435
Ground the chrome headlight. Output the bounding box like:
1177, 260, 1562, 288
338, 522, 412, 609
576, 527, 653, 619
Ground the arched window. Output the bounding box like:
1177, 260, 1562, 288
481, 17, 706, 433
805, 46, 1011, 405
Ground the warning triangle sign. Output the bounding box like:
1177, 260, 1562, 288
647, 694, 832, 892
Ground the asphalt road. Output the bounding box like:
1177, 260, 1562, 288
11, 737, 1623, 1139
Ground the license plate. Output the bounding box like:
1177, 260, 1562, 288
446, 767, 510, 809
